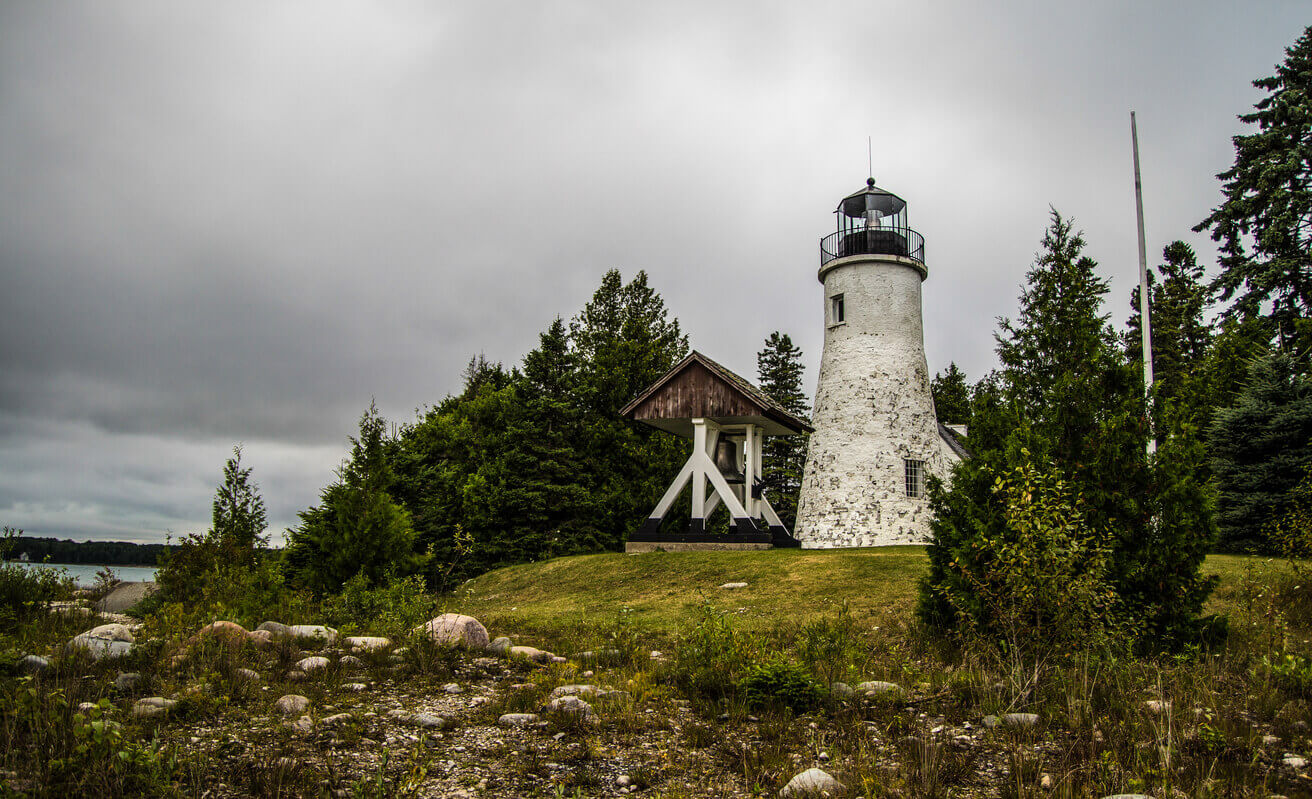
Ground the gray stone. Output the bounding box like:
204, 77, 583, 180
294, 656, 331, 673
256, 621, 292, 638
1283, 754, 1308, 770
1144, 699, 1171, 714
339, 655, 364, 670
274, 694, 310, 716
342, 682, 367, 692
68, 634, 133, 661
442, 682, 464, 694
17, 655, 50, 675
856, 680, 904, 696
830, 682, 854, 700
408, 713, 450, 730
509, 645, 553, 664
489, 636, 512, 655
719, 582, 749, 589
114, 672, 142, 692
343, 635, 391, 652
416, 614, 489, 650
132, 697, 177, 718
288, 625, 338, 645
1002, 713, 1040, 728
235, 668, 261, 683
545, 695, 595, 721
320, 712, 353, 727
498, 713, 540, 728
779, 767, 844, 798
288, 715, 314, 734
982, 715, 1000, 728
93, 582, 157, 613
549, 684, 600, 699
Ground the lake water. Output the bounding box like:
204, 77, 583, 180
10, 562, 158, 587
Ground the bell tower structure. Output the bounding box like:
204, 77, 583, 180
795, 179, 954, 547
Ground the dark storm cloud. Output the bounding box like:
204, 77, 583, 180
1, 1, 1308, 542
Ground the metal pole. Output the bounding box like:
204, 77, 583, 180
1131, 111, 1155, 455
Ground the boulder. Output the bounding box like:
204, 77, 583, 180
274, 694, 310, 716
407, 713, 451, 730
339, 655, 364, 670
779, 767, 844, 798
93, 582, 157, 613
320, 712, 354, 727
114, 672, 143, 692
68, 625, 135, 660
82, 623, 135, 643
190, 621, 250, 649
132, 697, 177, 719
235, 668, 261, 683
509, 646, 554, 664
544, 695, 595, 722
498, 713, 540, 728
442, 683, 464, 694
17, 655, 50, 675
416, 614, 489, 650
1284, 754, 1308, 770
256, 621, 293, 638
1002, 713, 1040, 728
288, 625, 338, 645
830, 682, 855, 700
856, 680, 904, 696
247, 630, 275, 647
294, 656, 331, 673
549, 685, 601, 700
343, 636, 391, 652
489, 636, 512, 656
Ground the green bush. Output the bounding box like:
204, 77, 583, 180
671, 601, 758, 700
319, 572, 436, 637
0, 527, 74, 628
1267, 653, 1312, 698
737, 659, 823, 712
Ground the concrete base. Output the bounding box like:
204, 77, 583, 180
625, 542, 774, 554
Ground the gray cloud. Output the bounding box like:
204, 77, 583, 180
1, 1, 1307, 542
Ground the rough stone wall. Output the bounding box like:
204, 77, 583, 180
794, 256, 952, 548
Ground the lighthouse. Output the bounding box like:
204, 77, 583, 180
794, 179, 964, 548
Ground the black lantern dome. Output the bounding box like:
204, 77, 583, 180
820, 178, 925, 267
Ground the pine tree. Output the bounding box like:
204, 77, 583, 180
211, 446, 268, 554
1209, 354, 1312, 552
756, 332, 809, 531
931, 362, 971, 426
1195, 25, 1312, 355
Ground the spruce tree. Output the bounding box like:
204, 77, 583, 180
756, 332, 809, 531
1196, 25, 1312, 355
931, 363, 971, 427
921, 211, 1217, 652
1209, 354, 1312, 552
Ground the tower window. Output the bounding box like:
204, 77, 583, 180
904, 458, 925, 498
830, 294, 845, 326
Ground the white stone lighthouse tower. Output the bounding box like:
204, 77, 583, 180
795, 179, 958, 547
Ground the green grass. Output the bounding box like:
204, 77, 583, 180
455, 547, 1288, 636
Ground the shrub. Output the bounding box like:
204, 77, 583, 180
0, 527, 74, 627
319, 572, 436, 637
737, 659, 823, 712
671, 601, 758, 700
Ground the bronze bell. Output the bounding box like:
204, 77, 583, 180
714, 437, 745, 484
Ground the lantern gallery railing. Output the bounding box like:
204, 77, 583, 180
820, 227, 925, 267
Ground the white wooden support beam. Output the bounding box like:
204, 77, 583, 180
760, 496, 784, 528
691, 419, 708, 528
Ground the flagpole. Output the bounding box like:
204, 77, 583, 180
1131, 111, 1156, 456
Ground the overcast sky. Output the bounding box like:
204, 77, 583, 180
1, 2, 1307, 545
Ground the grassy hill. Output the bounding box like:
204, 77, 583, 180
454, 546, 1279, 639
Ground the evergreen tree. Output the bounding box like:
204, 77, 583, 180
931, 362, 971, 426
1195, 25, 1312, 355
1209, 354, 1312, 552
1126, 242, 1212, 409
756, 332, 809, 531
285, 403, 426, 595
211, 446, 268, 554
921, 211, 1217, 652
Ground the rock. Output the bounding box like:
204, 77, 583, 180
779, 767, 844, 798
68, 625, 135, 660
982, 715, 1000, 728
114, 672, 143, 692
1040, 773, 1054, 790
339, 655, 364, 670
509, 646, 553, 664
443, 683, 464, 694
256, 621, 293, 638
489, 636, 512, 655
1262, 734, 1281, 746
132, 697, 177, 718
830, 682, 854, 700
408, 713, 450, 730
17, 655, 50, 675
77, 701, 96, 713
550, 655, 567, 664
294, 656, 331, 673
498, 713, 540, 728
1144, 700, 1171, 714
342, 682, 366, 692
719, 582, 749, 589
549, 684, 600, 699
286, 669, 308, 682
288, 625, 338, 645
1003, 713, 1040, 728
198, 620, 248, 638
1099, 795, 1152, 799
856, 680, 904, 696
93, 581, 157, 613
320, 712, 353, 727
1283, 753, 1308, 770
288, 715, 314, 734
417, 614, 490, 650
235, 668, 261, 683
544, 695, 595, 722
247, 630, 275, 647
83, 623, 136, 642
274, 694, 311, 716
510, 683, 537, 690
343, 636, 391, 652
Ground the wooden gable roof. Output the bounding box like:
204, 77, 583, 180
620, 351, 814, 438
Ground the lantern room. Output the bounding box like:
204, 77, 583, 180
820, 178, 925, 269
